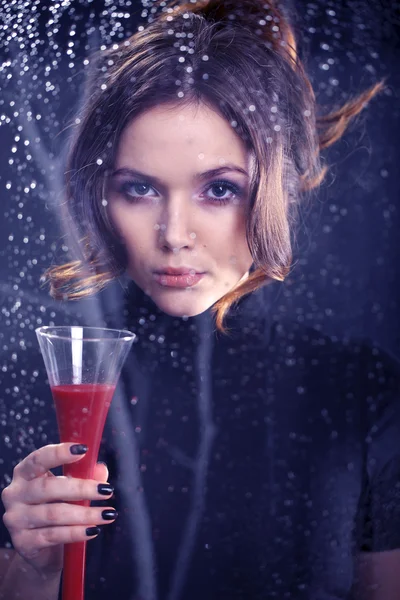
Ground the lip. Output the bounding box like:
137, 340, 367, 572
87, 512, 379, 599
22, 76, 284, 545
153, 267, 205, 275
152, 272, 206, 288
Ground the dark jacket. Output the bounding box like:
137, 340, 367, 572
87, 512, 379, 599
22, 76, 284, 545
1, 279, 400, 600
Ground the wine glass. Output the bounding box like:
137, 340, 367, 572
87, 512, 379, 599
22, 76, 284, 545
36, 325, 135, 600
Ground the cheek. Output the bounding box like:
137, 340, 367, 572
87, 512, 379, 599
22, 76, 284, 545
108, 205, 125, 239
206, 207, 246, 238
214, 212, 250, 265
109, 206, 152, 250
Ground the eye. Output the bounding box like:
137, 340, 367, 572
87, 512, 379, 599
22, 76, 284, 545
116, 178, 243, 205
202, 180, 242, 205
118, 180, 158, 202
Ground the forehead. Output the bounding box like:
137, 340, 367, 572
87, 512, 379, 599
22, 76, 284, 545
114, 101, 249, 174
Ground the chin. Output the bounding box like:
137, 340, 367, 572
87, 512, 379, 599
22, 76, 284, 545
152, 292, 216, 318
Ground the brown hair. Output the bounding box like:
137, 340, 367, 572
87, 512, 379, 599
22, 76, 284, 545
41, 0, 385, 332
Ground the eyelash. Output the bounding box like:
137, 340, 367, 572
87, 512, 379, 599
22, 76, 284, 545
117, 179, 242, 206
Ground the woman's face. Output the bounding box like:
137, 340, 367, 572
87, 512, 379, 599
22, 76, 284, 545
107, 101, 253, 317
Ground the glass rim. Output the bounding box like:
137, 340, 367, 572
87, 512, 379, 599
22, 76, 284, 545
35, 325, 136, 343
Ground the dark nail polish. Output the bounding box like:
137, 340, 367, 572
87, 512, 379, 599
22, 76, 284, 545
86, 526, 100, 537
102, 510, 118, 521
70, 444, 88, 455
97, 483, 114, 496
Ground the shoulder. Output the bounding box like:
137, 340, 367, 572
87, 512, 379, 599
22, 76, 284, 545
269, 317, 400, 446
0, 334, 59, 485
269, 317, 400, 385
0, 346, 57, 452
0, 340, 59, 548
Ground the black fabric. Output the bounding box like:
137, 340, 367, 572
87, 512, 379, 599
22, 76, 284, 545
1, 280, 400, 600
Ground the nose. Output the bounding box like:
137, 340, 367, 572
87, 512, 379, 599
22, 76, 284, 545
157, 199, 195, 253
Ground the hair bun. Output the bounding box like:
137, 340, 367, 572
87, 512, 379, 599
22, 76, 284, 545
155, 0, 297, 66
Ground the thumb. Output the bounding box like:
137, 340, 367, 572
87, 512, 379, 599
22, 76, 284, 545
93, 461, 109, 482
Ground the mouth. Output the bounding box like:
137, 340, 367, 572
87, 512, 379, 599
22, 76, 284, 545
152, 269, 206, 288
153, 267, 205, 276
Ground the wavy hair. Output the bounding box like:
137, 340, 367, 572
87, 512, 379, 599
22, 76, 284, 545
41, 0, 385, 332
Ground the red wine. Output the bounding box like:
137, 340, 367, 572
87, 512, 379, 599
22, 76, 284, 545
51, 383, 116, 600
52, 383, 115, 480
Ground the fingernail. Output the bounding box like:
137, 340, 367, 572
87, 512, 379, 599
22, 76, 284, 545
86, 526, 100, 537
98, 483, 114, 496
70, 444, 88, 455
102, 510, 118, 521
97, 461, 107, 467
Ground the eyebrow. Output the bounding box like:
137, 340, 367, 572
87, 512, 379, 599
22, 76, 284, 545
111, 165, 249, 186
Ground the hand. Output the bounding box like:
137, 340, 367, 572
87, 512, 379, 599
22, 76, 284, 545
1, 443, 117, 578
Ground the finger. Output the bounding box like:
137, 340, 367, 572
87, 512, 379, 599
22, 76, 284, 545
14, 523, 103, 557
14, 444, 89, 482
24, 475, 114, 505
93, 462, 109, 483
5, 502, 117, 531
1, 464, 57, 511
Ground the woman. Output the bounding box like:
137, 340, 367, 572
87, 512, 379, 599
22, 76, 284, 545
1, 0, 399, 598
